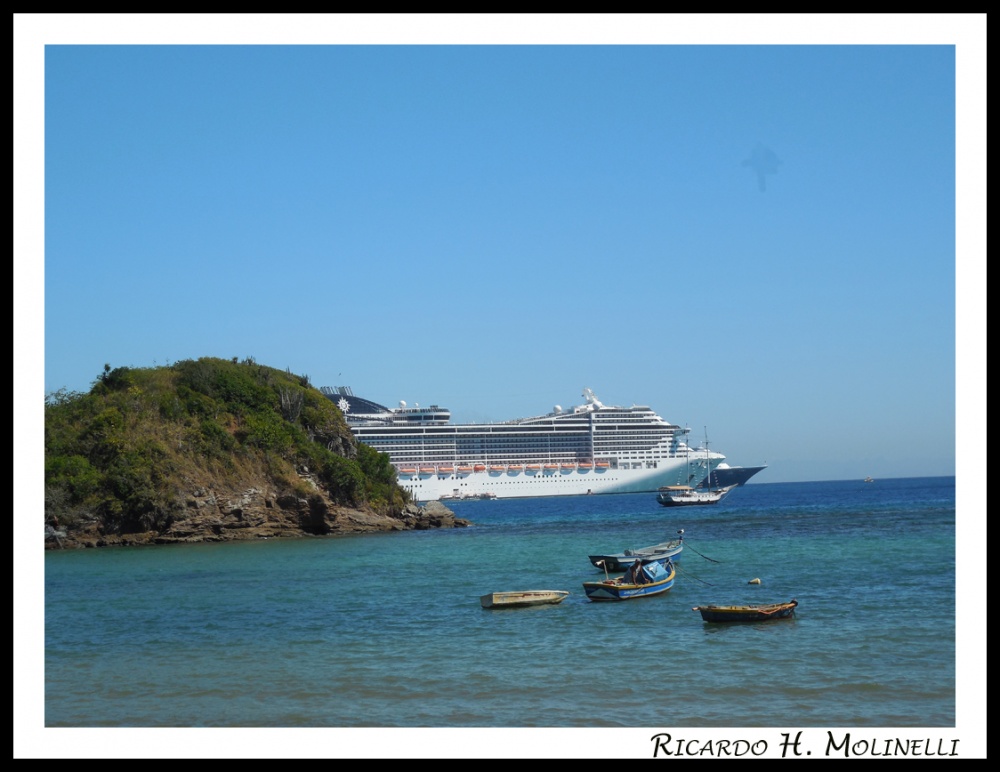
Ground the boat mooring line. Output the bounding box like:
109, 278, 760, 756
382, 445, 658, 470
675, 562, 715, 587
684, 540, 722, 564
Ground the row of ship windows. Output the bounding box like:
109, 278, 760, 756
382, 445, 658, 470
385, 456, 676, 465
363, 435, 673, 440
362, 442, 675, 453
377, 449, 676, 458
364, 420, 679, 434
361, 432, 673, 440
389, 456, 672, 463
401, 478, 619, 488
399, 462, 659, 477
359, 430, 673, 440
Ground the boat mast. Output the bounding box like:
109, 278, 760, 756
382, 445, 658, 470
683, 427, 690, 484
704, 427, 712, 489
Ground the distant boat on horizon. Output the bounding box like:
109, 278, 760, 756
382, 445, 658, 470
864, 476, 874, 483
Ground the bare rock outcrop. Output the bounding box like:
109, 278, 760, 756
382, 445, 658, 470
44, 485, 469, 550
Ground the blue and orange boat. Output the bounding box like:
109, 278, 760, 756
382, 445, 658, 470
582, 559, 676, 601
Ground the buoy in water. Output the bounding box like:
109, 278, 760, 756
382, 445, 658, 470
748, 578, 761, 585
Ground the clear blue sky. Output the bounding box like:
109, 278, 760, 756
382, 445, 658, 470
19, 16, 984, 487
13, 14, 988, 760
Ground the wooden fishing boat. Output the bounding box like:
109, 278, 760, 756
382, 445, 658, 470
692, 599, 798, 622
588, 531, 684, 572
582, 559, 676, 601
480, 590, 570, 609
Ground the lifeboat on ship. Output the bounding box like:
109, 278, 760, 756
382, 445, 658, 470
578, 461, 593, 470
543, 463, 559, 471
457, 465, 474, 474
560, 463, 575, 471
419, 466, 436, 475
399, 467, 417, 475
525, 464, 541, 472
489, 465, 505, 473
507, 465, 523, 473
595, 461, 610, 471
438, 466, 455, 475
473, 464, 486, 473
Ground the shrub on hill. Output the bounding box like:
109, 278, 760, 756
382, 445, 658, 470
44, 357, 410, 538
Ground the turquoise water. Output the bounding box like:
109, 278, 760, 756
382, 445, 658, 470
44, 477, 957, 734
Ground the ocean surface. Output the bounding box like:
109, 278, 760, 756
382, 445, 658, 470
40, 477, 964, 754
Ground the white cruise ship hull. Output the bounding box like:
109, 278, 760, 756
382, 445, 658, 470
395, 458, 706, 502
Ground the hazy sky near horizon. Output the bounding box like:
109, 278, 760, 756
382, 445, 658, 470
23, 16, 983, 487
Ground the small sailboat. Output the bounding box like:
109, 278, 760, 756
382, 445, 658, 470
658, 430, 734, 506
656, 484, 735, 507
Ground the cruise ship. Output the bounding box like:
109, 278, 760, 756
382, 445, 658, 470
320, 386, 728, 502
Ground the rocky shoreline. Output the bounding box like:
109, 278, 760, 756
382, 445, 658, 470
45, 486, 469, 550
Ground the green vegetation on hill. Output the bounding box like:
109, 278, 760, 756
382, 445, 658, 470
44, 356, 410, 538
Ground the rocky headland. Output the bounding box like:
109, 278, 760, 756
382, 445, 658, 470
45, 483, 468, 550
44, 357, 471, 550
